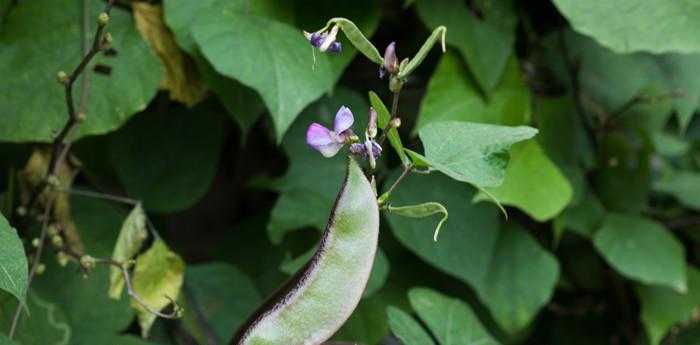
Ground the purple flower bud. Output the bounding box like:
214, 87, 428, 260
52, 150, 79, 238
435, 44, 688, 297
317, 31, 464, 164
349, 141, 382, 160
319, 25, 339, 52
306, 106, 356, 158
368, 107, 378, 138
304, 31, 325, 48
328, 41, 342, 54
383, 42, 398, 74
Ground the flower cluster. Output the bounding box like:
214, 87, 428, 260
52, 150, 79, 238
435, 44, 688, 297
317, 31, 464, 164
306, 106, 381, 162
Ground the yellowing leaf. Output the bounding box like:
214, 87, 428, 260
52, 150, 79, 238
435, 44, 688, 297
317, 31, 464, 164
131, 240, 185, 337
133, 3, 207, 106
109, 205, 148, 299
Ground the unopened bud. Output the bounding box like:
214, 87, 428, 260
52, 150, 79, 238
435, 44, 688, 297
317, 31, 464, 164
35, 264, 46, 275
383, 42, 398, 74
56, 253, 69, 266
97, 12, 110, 26
50, 235, 63, 248
32, 238, 40, 248
101, 32, 113, 48
46, 174, 60, 188
368, 107, 378, 138
389, 75, 403, 93
76, 112, 86, 123
390, 117, 402, 128
47, 224, 59, 237
16, 206, 27, 216
80, 255, 96, 270
57, 71, 69, 84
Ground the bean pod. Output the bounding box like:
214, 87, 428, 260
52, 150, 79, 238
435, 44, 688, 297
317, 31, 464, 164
233, 157, 380, 345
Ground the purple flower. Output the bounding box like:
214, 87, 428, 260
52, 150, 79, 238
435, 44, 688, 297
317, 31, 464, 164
303, 25, 342, 54
349, 141, 382, 160
368, 107, 378, 138
384, 42, 398, 74
306, 106, 355, 157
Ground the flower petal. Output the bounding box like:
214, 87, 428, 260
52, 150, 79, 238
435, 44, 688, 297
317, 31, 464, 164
306, 123, 333, 146
333, 106, 354, 134
315, 142, 344, 158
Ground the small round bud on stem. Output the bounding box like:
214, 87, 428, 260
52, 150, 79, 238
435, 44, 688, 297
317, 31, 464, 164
368, 108, 378, 138
16, 206, 27, 216
47, 224, 59, 237
80, 255, 96, 270
100, 33, 113, 49
35, 264, 46, 275
46, 175, 60, 189
390, 117, 402, 128
31, 238, 40, 248
56, 71, 69, 84
76, 112, 87, 123
97, 12, 110, 26
56, 253, 69, 267
389, 75, 403, 93
50, 235, 63, 248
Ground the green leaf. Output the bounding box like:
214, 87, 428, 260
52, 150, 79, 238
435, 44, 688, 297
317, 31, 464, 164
109, 103, 226, 213
476, 140, 573, 221
267, 88, 368, 243
369, 91, 409, 166
388, 202, 448, 241
0, 214, 27, 307
384, 172, 559, 333
417, 53, 531, 131
0, 0, 161, 142
182, 263, 262, 344
0, 334, 19, 345
554, 191, 606, 239
419, 121, 538, 188
398, 26, 447, 80
415, 0, 516, 92
552, 0, 700, 54
593, 214, 686, 292
637, 266, 700, 345
280, 247, 389, 298
653, 170, 700, 210
131, 240, 185, 337
0, 292, 71, 345
109, 204, 148, 299
386, 306, 436, 345
192, 9, 334, 141
408, 288, 500, 345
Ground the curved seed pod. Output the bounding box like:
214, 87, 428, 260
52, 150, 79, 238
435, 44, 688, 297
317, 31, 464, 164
233, 157, 380, 345
397, 26, 447, 79
325, 17, 384, 65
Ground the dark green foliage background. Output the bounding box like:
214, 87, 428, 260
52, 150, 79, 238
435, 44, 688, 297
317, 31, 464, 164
1, 0, 700, 344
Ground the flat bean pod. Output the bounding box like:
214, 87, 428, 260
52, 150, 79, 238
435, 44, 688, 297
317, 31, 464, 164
232, 157, 380, 345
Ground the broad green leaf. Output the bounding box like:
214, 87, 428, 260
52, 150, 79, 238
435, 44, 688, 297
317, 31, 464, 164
651, 132, 690, 157
369, 91, 409, 166
416, 53, 531, 131
0, 214, 27, 306
419, 121, 538, 188
398, 26, 447, 80
0, 292, 71, 345
109, 204, 148, 299
385, 172, 559, 333
192, 9, 335, 141
637, 266, 700, 345
593, 214, 686, 292
333, 290, 398, 345
653, 170, 700, 210
131, 240, 185, 337
280, 247, 389, 298
554, 191, 606, 238
415, 0, 516, 92
0, 0, 161, 142
552, 0, 700, 54
477, 140, 573, 221
182, 263, 262, 344
559, 31, 700, 132
0, 334, 19, 345
386, 306, 436, 345
267, 88, 368, 243
32, 196, 135, 345
388, 202, 448, 241
109, 103, 226, 213
408, 288, 499, 345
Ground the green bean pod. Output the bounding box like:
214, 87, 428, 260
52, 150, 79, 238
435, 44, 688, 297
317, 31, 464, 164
232, 157, 380, 345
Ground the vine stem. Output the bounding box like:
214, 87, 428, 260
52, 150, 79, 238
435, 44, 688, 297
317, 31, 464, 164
8, 198, 54, 339
377, 89, 401, 147
9, 1, 115, 338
